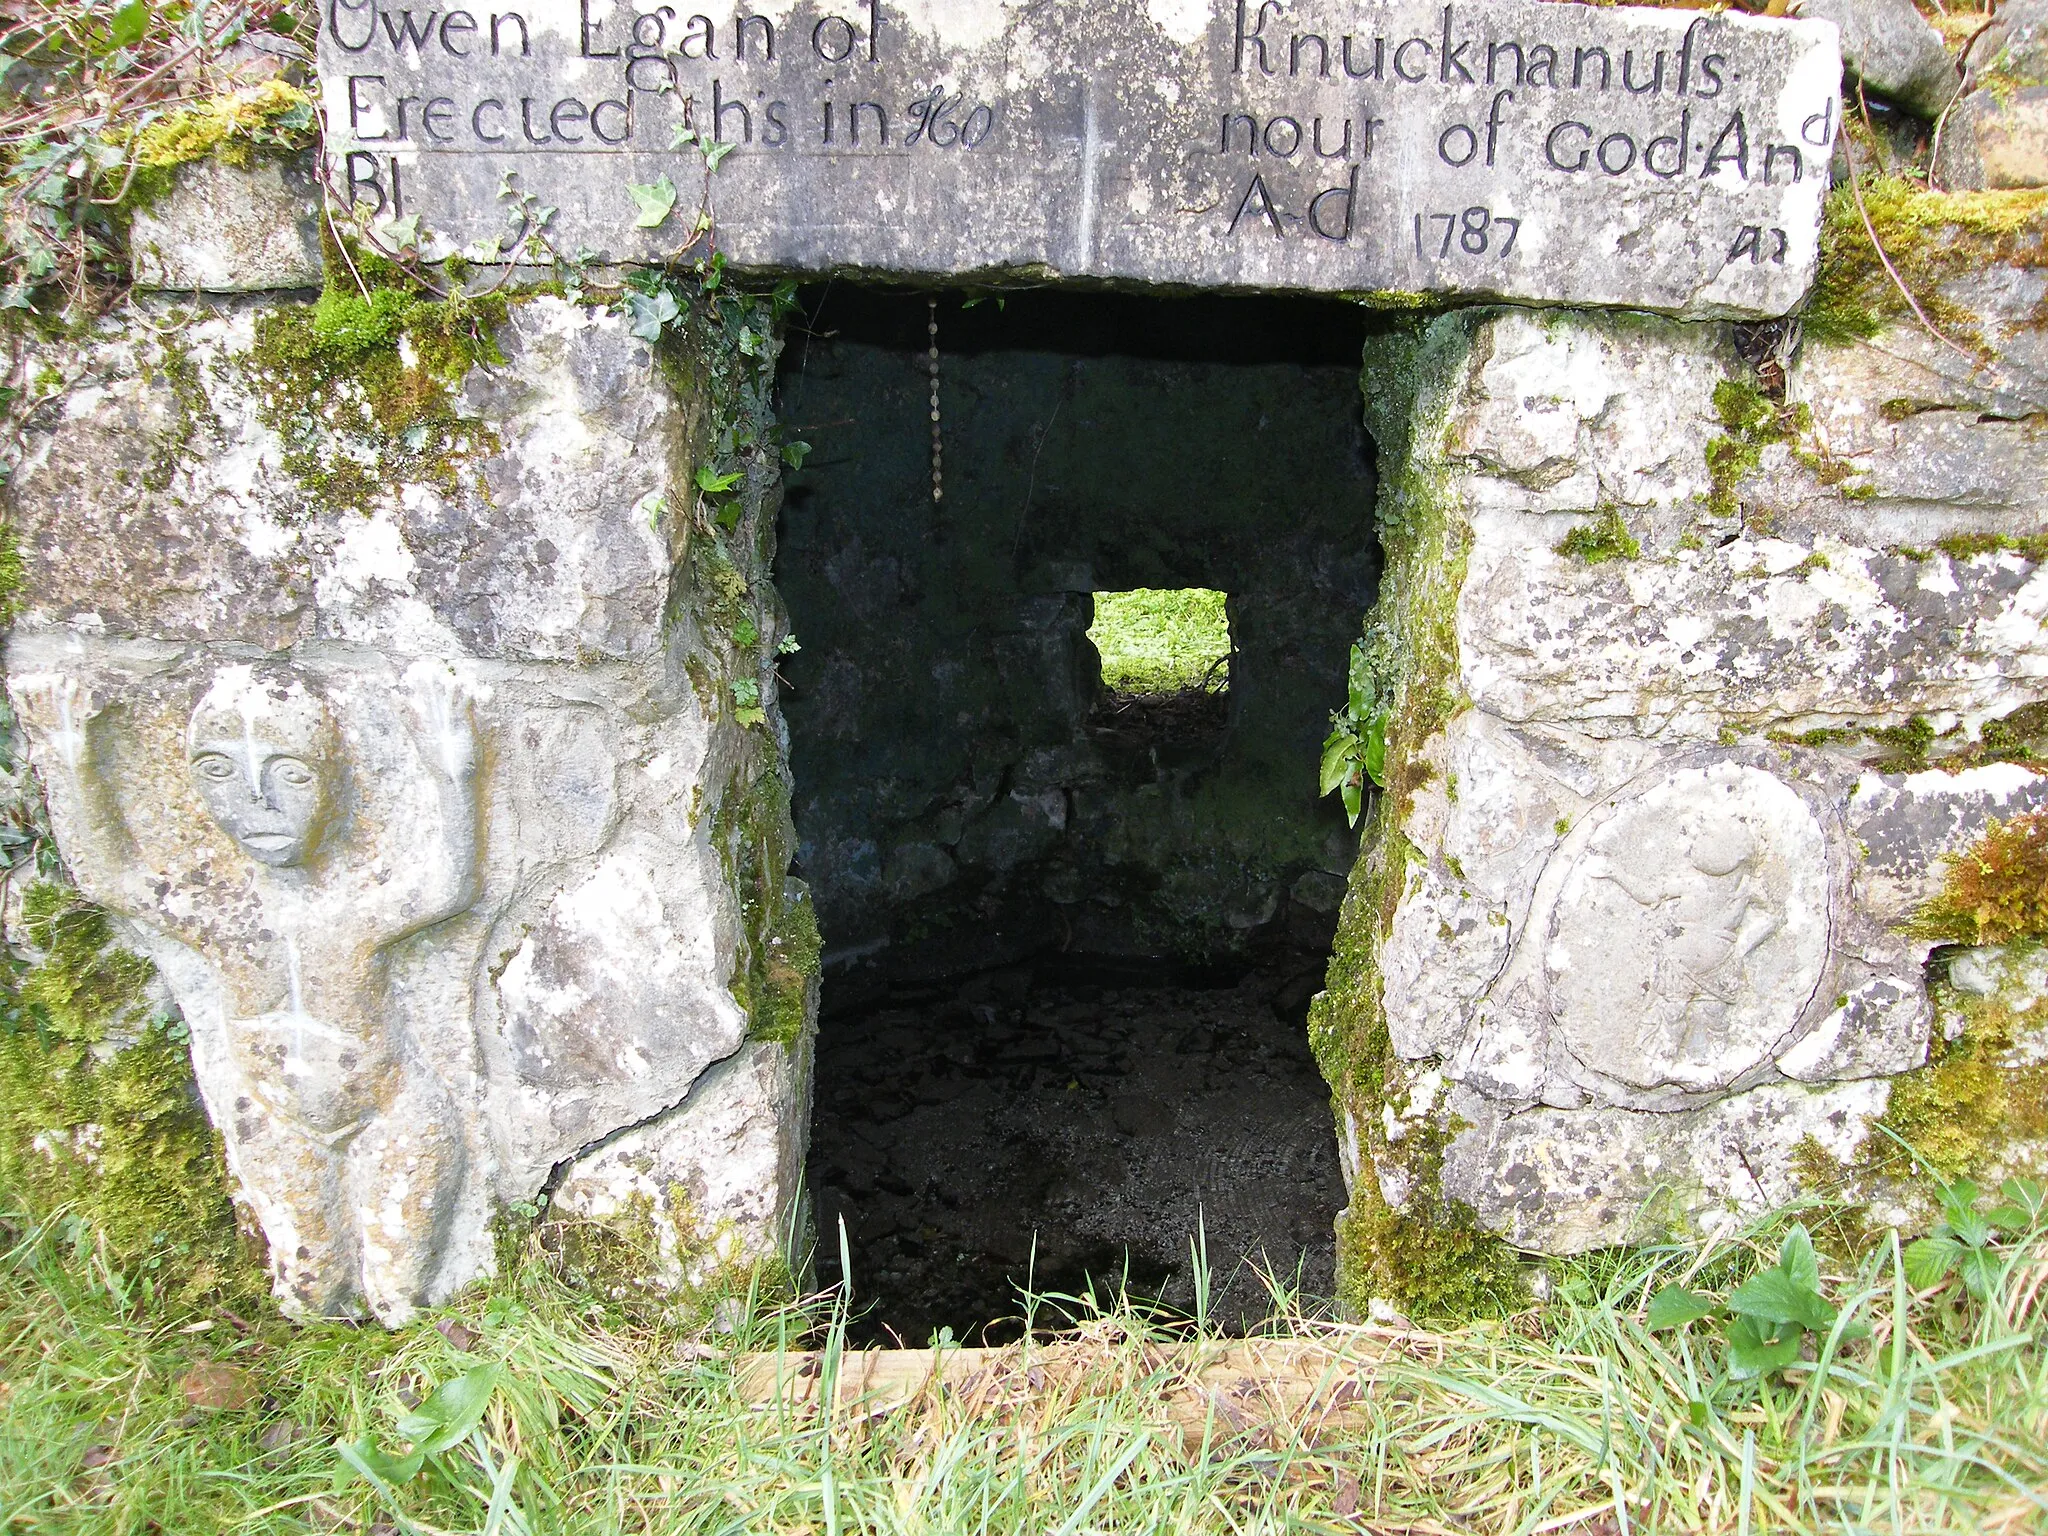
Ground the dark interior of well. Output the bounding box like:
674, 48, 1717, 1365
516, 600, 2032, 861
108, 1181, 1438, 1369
773, 287, 1381, 1344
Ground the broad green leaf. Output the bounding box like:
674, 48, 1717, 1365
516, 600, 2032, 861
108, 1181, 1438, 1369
1645, 1285, 1718, 1331
670, 124, 698, 147
704, 138, 737, 169
1320, 733, 1356, 797
1902, 1235, 1961, 1290
1959, 1245, 2005, 1303
1779, 1224, 1821, 1295
110, 0, 150, 49
627, 174, 678, 228
1346, 643, 1373, 718
2000, 1177, 2046, 1222
1361, 707, 1388, 789
1726, 1268, 1835, 1331
1726, 1321, 1803, 1379
1341, 779, 1362, 826
332, 1436, 423, 1490
695, 465, 743, 494
395, 1365, 500, 1457
780, 439, 811, 470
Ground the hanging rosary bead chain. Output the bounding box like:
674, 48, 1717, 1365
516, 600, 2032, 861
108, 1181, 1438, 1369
928, 296, 943, 504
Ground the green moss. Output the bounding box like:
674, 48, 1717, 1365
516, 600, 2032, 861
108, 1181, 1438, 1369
121, 81, 316, 210
1555, 507, 1640, 565
1911, 811, 2048, 946
0, 521, 24, 629
1804, 179, 2048, 352
0, 885, 261, 1311
1310, 312, 1523, 1321
141, 337, 218, 493
246, 284, 508, 512
1088, 587, 1231, 694
541, 1189, 794, 1325
1871, 714, 1937, 772
1936, 532, 2048, 563
1799, 947, 2048, 1214
1706, 377, 1810, 521
711, 772, 816, 1048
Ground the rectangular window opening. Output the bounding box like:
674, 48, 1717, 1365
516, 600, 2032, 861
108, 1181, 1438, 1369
1088, 587, 1231, 698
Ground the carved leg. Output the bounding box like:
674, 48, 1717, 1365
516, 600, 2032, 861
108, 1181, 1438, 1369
226, 1095, 360, 1319
347, 1064, 466, 1324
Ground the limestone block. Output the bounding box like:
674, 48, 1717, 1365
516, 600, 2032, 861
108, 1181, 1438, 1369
1953, 86, 2048, 189
129, 154, 323, 292
6, 299, 679, 660
551, 1039, 813, 1294
3, 295, 800, 1323
1799, 0, 1957, 117
1434, 1077, 1891, 1251
1336, 303, 2048, 1267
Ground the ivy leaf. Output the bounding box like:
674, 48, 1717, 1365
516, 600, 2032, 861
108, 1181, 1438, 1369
1645, 1285, 1718, 1331
627, 174, 678, 229
695, 465, 743, 495
780, 439, 811, 470
1903, 1235, 1962, 1290
703, 138, 737, 170
110, 0, 150, 49
394, 1366, 500, 1458
375, 212, 421, 250
624, 287, 681, 342
670, 123, 698, 148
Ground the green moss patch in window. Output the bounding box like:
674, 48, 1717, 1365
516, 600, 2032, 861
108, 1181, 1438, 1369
1088, 588, 1231, 696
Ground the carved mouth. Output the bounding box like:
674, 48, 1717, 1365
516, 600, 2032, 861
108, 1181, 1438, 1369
241, 833, 296, 853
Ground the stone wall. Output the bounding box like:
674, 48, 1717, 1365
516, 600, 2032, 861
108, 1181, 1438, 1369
3, 286, 815, 1322
1316, 266, 2048, 1310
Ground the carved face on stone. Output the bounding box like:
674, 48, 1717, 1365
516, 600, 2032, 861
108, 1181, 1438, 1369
187, 667, 341, 868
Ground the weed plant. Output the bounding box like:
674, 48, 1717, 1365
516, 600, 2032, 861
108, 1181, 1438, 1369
1, 1195, 2044, 1533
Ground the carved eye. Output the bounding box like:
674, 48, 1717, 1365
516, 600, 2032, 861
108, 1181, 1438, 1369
191, 754, 235, 782
270, 759, 316, 789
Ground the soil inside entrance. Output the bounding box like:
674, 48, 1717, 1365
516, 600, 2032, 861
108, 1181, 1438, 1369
808, 954, 1344, 1347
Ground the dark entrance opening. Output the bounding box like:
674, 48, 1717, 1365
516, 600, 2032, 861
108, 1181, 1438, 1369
773, 288, 1379, 1344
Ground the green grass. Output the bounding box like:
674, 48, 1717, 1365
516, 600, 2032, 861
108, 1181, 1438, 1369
3, 1199, 2046, 1533
1087, 589, 1231, 696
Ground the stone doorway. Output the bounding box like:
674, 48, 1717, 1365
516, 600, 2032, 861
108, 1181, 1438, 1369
772, 288, 1379, 1343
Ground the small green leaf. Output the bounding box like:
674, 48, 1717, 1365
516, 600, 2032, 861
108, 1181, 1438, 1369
733, 617, 759, 648
333, 1436, 423, 1491
780, 439, 811, 470
375, 212, 421, 250
394, 1366, 500, 1458
1686, 1398, 1710, 1428
695, 465, 743, 495
1903, 1235, 1962, 1289
1726, 1268, 1835, 1331
1646, 1285, 1719, 1331
110, 0, 150, 49
1320, 732, 1357, 798
1341, 779, 1362, 827
777, 634, 801, 655
1361, 707, 1388, 789
1959, 1246, 2006, 1302
2000, 1177, 2046, 1223
1346, 643, 1373, 719
704, 138, 737, 170
1779, 1224, 1821, 1295
1725, 1314, 1804, 1379
627, 173, 678, 229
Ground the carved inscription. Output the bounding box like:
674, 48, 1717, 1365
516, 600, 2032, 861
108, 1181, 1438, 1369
320, 0, 1842, 315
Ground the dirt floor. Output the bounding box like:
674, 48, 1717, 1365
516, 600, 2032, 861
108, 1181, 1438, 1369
806, 959, 1346, 1346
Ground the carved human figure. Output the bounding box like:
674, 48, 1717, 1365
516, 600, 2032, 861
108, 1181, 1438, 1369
17, 662, 481, 1321
1542, 762, 1830, 1096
